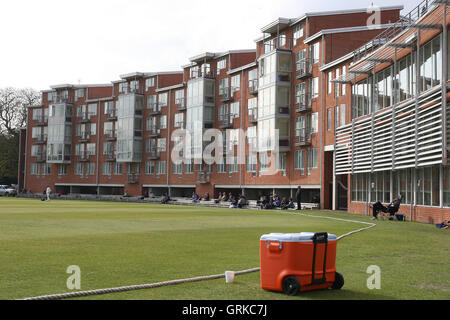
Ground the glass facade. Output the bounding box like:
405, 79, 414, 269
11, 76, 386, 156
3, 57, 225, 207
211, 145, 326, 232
47, 103, 72, 163
116, 93, 144, 162
352, 166, 449, 208
352, 34, 442, 120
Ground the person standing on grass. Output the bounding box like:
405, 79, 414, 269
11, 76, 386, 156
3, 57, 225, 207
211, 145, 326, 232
46, 185, 52, 201
296, 186, 302, 210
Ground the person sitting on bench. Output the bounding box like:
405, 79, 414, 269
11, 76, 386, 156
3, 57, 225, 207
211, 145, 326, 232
371, 195, 402, 220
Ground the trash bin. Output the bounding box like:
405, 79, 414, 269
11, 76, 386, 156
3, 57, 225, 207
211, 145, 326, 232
260, 232, 344, 295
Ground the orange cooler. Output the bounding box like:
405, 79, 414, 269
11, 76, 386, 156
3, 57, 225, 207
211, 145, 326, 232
260, 232, 344, 295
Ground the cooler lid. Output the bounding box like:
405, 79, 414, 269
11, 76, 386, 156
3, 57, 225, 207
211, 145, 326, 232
260, 232, 337, 242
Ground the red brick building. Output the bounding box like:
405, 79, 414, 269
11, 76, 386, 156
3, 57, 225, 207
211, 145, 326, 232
20, 2, 450, 223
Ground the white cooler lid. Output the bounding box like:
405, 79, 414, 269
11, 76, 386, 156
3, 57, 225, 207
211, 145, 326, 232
260, 232, 337, 242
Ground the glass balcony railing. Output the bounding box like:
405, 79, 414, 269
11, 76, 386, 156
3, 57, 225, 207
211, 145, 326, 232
295, 128, 312, 146
248, 80, 258, 95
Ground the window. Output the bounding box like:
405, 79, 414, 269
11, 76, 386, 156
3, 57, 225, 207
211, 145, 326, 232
175, 90, 184, 105
335, 106, 340, 128
114, 163, 122, 175
157, 138, 166, 152
307, 148, 318, 172
295, 83, 306, 106
190, 66, 199, 78
219, 78, 229, 95
58, 164, 67, 176
173, 162, 182, 175
335, 69, 340, 97
159, 115, 167, 129
158, 93, 168, 107
145, 161, 155, 175
103, 142, 114, 155
145, 77, 155, 90
230, 102, 240, 118
342, 66, 347, 95
217, 158, 226, 173
87, 163, 95, 176
310, 77, 319, 98
184, 160, 194, 174
32, 109, 42, 120
30, 163, 40, 175
174, 113, 184, 128
310, 42, 320, 64
231, 75, 240, 92
75, 88, 84, 100
157, 161, 166, 175
311, 112, 318, 133
104, 101, 114, 114
102, 163, 112, 176
246, 155, 257, 172
328, 72, 333, 94
217, 58, 227, 74
294, 150, 306, 175
293, 23, 304, 45
32, 127, 41, 138
88, 103, 97, 116
74, 163, 83, 176
277, 153, 287, 173
339, 104, 346, 127
86, 143, 96, 155
228, 157, 238, 173
31, 145, 40, 156
327, 108, 332, 131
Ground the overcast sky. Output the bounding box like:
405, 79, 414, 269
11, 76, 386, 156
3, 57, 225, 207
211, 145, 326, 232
0, 0, 418, 91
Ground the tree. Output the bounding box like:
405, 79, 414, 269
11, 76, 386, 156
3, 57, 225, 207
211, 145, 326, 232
0, 87, 40, 184
0, 87, 40, 135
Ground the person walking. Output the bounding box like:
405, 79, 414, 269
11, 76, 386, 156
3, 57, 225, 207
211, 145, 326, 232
295, 186, 302, 210
46, 185, 52, 201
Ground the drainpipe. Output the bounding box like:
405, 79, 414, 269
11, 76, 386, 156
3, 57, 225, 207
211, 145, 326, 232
23, 111, 29, 192
239, 69, 244, 194
167, 88, 172, 197
319, 34, 325, 209
96, 99, 100, 195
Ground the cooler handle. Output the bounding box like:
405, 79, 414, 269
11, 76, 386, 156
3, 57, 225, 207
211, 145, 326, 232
267, 240, 283, 250
311, 232, 328, 285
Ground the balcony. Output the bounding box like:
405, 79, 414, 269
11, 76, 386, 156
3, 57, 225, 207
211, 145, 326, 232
263, 35, 293, 53
197, 171, 211, 184
220, 88, 235, 102
105, 130, 117, 141
175, 98, 186, 111
247, 137, 258, 153
127, 173, 139, 184
191, 69, 216, 79
79, 151, 91, 162
107, 109, 117, 121
248, 108, 258, 124
35, 134, 48, 144
148, 126, 160, 138
80, 112, 95, 123
148, 103, 161, 115
219, 115, 235, 129
295, 129, 312, 146
52, 95, 74, 104
174, 121, 186, 129
34, 152, 46, 163
105, 151, 116, 162
296, 60, 312, 79
120, 84, 144, 95
295, 95, 312, 113
36, 116, 48, 126
147, 149, 161, 160
248, 80, 258, 95
79, 132, 91, 142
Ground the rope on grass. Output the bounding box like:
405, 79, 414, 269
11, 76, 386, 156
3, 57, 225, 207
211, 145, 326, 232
20, 212, 376, 300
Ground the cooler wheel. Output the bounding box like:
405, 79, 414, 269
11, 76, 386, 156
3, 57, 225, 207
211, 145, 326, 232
331, 272, 344, 290
282, 276, 301, 296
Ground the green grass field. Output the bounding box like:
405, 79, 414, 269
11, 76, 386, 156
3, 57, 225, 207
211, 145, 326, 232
0, 198, 449, 300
